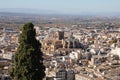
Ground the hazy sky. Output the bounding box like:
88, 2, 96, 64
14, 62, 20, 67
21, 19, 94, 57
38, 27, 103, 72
0, 0, 120, 14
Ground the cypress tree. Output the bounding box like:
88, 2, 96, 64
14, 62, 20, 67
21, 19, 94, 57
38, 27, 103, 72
11, 22, 45, 80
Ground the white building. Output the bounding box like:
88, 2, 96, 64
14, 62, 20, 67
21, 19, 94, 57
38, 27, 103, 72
2, 52, 13, 60
110, 47, 120, 58
69, 51, 81, 60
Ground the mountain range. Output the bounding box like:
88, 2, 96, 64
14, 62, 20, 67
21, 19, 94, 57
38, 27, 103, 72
0, 8, 60, 15
0, 8, 120, 16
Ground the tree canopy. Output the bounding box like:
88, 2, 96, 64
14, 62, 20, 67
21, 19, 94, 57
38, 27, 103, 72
10, 22, 45, 80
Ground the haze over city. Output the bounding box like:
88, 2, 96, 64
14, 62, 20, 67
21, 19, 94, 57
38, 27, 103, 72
0, 0, 120, 15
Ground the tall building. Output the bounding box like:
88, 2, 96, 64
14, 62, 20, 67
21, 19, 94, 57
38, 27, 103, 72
55, 69, 67, 80
54, 31, 64, 40
41, 31, 81, 54
55, 69, 75, 80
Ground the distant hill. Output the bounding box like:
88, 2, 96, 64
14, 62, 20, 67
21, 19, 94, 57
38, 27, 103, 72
0, 8, 60, 15
0, 8, 120, 17
0, 12, 40, 17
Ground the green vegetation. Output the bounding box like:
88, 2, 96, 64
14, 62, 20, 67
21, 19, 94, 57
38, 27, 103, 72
10, 22, 45, 80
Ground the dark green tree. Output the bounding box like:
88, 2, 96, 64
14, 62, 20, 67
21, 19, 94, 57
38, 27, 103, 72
10, 22, 45, 80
